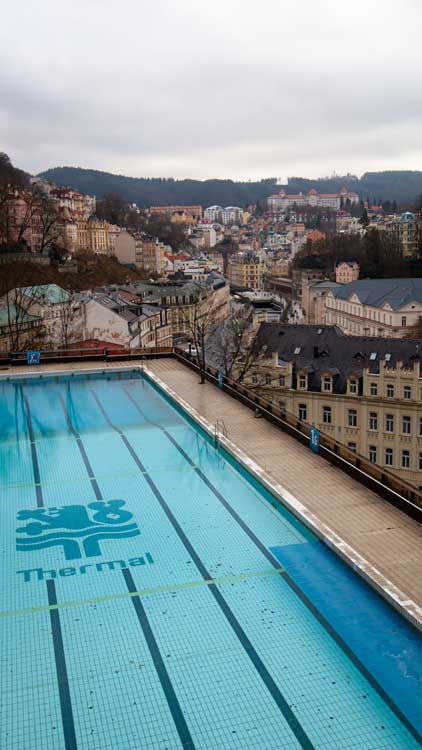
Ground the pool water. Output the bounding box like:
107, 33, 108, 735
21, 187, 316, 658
1, 370, 421, 750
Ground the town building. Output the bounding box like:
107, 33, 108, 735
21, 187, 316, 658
267, 187, 359, 213
382, 212, 419, 258
324, 278, 422, 337
204, 206, 243, 226
149, 205, 202, 221
114, 231, 165, 273
243, 323, 422, 490
227, 257, 262, 289
335, 261, 360, 284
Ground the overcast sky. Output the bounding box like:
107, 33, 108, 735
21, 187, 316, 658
1, 0, 422, 181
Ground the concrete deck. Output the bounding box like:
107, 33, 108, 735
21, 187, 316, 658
2, 357, 422, 625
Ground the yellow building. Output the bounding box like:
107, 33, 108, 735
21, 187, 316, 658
227, 258, 262, 288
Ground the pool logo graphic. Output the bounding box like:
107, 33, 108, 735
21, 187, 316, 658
16, 500, 141, 560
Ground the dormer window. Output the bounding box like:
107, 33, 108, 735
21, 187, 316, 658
322, 376, 332, 392
349, 379, 358, 394
296, 372, 306, 389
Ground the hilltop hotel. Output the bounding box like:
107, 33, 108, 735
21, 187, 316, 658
268, 186, 360, 212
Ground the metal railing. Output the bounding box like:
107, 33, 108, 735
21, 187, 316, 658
0, 345, 173, 366
174, 348, 422, 522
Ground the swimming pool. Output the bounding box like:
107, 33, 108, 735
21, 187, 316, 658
1, 369, 421, 750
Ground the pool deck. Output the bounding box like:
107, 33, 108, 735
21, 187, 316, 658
3, 356, 422, 629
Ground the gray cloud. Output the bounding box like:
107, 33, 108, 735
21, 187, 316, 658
1, 0, 422, 179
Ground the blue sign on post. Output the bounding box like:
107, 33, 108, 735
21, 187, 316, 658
27, 351, 41, 365
310, 427, 319, 454
218, 370, 224, 389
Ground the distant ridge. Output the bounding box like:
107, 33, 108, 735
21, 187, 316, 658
38, 166, 422, 206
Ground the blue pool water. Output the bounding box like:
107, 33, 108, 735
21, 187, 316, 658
0, 370, 421, 750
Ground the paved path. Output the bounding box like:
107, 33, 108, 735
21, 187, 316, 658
146, 358, 422, 612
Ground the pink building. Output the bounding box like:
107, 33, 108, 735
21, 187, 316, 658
335, 261, 360, 284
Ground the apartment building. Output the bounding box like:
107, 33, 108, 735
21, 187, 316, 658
382, 212, 419, 258
242, 324, 422, 489
227, 257, 262, 289
123, 278, 230, 339
204, 206, 243, 225
335, 261, 360, 284
324, 278, 422, 337
114, 231, 165, 273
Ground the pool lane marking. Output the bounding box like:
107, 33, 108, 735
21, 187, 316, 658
3, 566, 286, 619
124, 385, 422, 747
92, 389, 316, 750
59, 394, 197, 750
23, 393, 78, 750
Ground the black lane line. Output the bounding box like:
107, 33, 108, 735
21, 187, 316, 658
92, 388, 316, 750
123, 568, 196, 750
59, 393, 197, 750
124, 385, 422, 746
23, 396, 43, 508
23, 393, 78, 750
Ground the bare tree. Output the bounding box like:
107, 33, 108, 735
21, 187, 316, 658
56, 290, 77, 349
0, 264, 46, 351
210, 305, 263, 382
37, 193, 62, 253
181, 293, 227, 384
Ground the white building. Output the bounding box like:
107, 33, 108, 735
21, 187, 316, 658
324, 278, 422, 337
268, 186, 359, 213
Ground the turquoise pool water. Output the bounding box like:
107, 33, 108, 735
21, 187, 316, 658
1, 370, 421, 750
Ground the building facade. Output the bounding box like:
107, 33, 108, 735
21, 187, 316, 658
242, 324, 422, 490
335, 261, 360, 284
267, 187, 359, 213
227, 258, 262, 289
324, 278, 422, 337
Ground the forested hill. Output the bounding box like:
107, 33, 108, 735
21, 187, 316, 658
38, 166, 422, 206
38, 168, 278, 207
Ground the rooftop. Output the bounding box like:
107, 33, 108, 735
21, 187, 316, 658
330, 277, 422, 309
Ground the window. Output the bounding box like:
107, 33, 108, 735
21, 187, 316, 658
251, 375, 258, 385
403, 385, 412, 400
420, 417, 422, 436
299, 375, 307, 389
369, 445, 377, 463
369, 352, 377, 361
265, 375, 272, 385
298, 403, 307, 421
385, 448, 393, 466
294, 347, 301, 354
401, 450, 410, 468
384, 353, 391, 362
401, 316, 407, 327
370, 383, 378, 396
385, 414, 394, 432
323, 406, 332, 424
369, 412, 378, 431
348, 409, 357, 427
349, 379, 357, 394
348, 442, 357, 452
419, 452, 422, 471
386, 384, 394, 398
279, 375, 285, 387
322, 376, 331, 391
279, 400, 286, 413
402, 416, 411, 434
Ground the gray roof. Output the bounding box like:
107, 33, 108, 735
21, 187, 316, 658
255, 323, 422, 393
330, 278, 422, 310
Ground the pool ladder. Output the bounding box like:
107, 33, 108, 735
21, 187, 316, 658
214, 419, 228, 447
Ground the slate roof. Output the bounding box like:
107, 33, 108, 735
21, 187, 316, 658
18, 284, 71, 304
255, 323, 422, 393
330, 278, 422, 310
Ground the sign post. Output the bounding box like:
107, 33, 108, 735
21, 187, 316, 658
27, 351, 41, 365
309, 426, 319, 454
